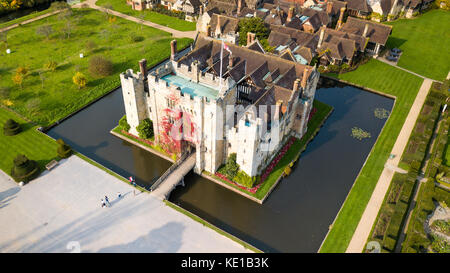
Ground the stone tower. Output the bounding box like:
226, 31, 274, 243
120, 68, 147, 136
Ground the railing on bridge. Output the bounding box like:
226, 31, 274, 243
149, 151, 192, 192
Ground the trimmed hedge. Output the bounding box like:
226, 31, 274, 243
136, 118, 154, 139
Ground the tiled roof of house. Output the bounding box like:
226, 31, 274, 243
179, 35, 313, 108
207, 0, 237, 16
340, 16, 392, 45
344, 0, 370, 12
209, 14, 240, 34
300, 7, 331, 27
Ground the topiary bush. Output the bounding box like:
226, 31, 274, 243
11, 154, 40, 183
57, 139, 72, 158
136, 118, 153, 139
3, 118, 21, 136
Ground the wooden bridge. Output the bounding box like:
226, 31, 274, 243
151, 153, 196, 200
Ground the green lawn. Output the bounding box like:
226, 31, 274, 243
96, 0, 196, 31
0, 107, 57, 177
384, 9, 450, 81
320, 59, 424, 252
207, 100, 333, 201
0, 8, 192, 126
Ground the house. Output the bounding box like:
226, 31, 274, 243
340, 16, 392, 55
120, 35, 319, 178
127, 0, 203, 21
197, 12, 241, 44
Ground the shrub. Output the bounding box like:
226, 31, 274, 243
382, 236, 397, 252
234, 170, 258, 188
85, 40, 97, 52
56, 139, 72, 158
218, 153, 239, 179
136, 118, 153, 139
88, 55, 113, 77
43, 60, 57, 71
72, 72, 87, 89
119, 115, 130, 132
128, 32, 144, 43
11, 154, 40, 183
3, 118, 21, 136
12, 73, 23, 89
16, 66, 28, 76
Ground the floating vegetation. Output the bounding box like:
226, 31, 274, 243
351, 127, 371, 140
374, 108, 390, 119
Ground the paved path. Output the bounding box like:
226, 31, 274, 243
74, 0, 197, 39
345, 78, 432, 253
152, 153, 196, 200
0, 156, 251, 253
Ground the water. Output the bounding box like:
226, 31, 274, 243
0, 4, 51, 24
47, 79, 394, 252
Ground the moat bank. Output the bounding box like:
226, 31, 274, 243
47, 80, 394, 252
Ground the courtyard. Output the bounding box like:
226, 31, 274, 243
0, 155, 251, 253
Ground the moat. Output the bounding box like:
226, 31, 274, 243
48, 78, 394, 252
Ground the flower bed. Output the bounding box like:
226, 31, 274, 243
215, 136, 296, 194
121, 129, 155, 146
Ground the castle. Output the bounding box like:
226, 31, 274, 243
120, 35, 319, 178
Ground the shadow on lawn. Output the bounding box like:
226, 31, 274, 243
385, 36, 407, 49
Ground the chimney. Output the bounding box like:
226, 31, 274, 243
139, 59, 147, 79
363, 23, 369, 37
336, 7, 346, 30
199, 4, 203, 15
170, 39, 177, 60
247, 32, 255, 46
228, 54, 234, 69
216, 15, 222, 36
301, 67, 311, 89
237, 0, 242, 16
206, 24, 211, 36
293, 78, 301, 92
326, 1, 333, 14
287, 6, 294, 22
318, 27, 325, 48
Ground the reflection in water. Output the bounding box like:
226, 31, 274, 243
169, 84, 394, 253
47, 89, 171, 188
47, 81, 394, 253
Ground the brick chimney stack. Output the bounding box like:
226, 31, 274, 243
247, 32, 256, 46
206, 24, 211, 36
336, 6, 346, 29
293, 78, 301, 92
318, 27, 325, 48
199, 4, 203, 15
170, 39, 177, 60
139, 59, 147, 79
216, 15, 222, 36
363, 23, 369, 37
287, 6, 294, 22
228, 54, 234, 69
301, 67, 311, 89
237, 0, 242, 16
326, 1, 333, 14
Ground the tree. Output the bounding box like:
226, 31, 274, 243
62, 19, 75, 39
72, 72, 87, 89
56, 139, 72, 158
119, 115, 130, 132
50, 1, 70, 10
0, 0, 22, 11
43, 60, 57, 71
88, 55, 113, 77
38, 71, 45, 88
36, 24, 53, 40
10, 154, 40, 183
238, 17, 270, 46
12, 73, 23, 89
136, 118, 154, 139
85, 40, 97, 53
0, 86, 9, 99
3, 118, 21, 136
26, 98, 41, 115
15, 66, 28, 76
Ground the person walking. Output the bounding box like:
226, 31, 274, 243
104, 195, 110, 207
101, 199, 106, 208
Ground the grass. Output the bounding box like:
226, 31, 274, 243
384, 9, 450, 81
163, 200, 263, 253
96, 0, 196, 31
444, 132, 450, 167
206, 100, 333, 201
319, 59, 423, 252
0, 8, 193, 126
0, 106, 58, 178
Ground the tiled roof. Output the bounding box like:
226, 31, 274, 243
341, 16, 392, 45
